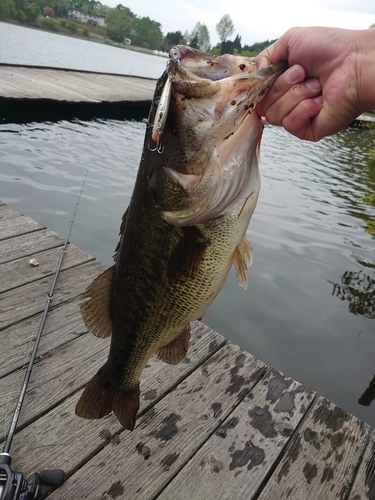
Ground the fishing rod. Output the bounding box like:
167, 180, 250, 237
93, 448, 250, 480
0, 171, 88, 500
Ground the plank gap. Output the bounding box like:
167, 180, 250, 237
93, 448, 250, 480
251, 392, 318, 500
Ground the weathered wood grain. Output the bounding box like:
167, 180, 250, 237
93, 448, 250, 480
0, 260, 106, 329
158, 368, 315, 500
1, 323, 227, 481
0, 228, 64, 264
0, 65, 156, 103
348, 429, 375, 500
0, 333, 108, 441
0, 298, 87, 379
0, 204, 44, 239
0, 244, 94, 293
257, 397, 370, 500
47, 343, 266, 500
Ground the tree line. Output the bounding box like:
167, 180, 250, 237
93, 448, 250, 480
0, 0, 274, 55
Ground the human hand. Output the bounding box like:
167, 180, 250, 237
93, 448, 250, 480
256, 27, 373, 141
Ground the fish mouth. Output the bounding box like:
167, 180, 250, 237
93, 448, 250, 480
152, 46, 287, 148
150, 46, 287, 226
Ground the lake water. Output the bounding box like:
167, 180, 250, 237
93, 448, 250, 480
1, 22, 375, 428
0, 21, 166, 78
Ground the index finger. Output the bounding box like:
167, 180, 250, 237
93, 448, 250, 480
256, 41, 277, 70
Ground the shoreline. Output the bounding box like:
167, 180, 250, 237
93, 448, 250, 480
0, 19, 155, 56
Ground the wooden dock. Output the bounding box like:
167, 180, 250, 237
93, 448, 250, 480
1, 200, 375, 500
0, 64, 157, 122
1, 63, 375, 128
0, 64, 156, 103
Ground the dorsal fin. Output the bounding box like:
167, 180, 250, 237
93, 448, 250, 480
113, 208, 128, 262
80, 266, 114, 338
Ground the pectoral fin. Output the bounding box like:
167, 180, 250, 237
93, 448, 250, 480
156, 324, 191, 364
80, 266, 114, 338
232, 237, 253, 290
167, 227, 210, 282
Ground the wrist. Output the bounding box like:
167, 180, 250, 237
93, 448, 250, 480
355, 29, 375, 112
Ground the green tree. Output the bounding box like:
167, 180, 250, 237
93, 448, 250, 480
54, 0, 70, 17
189, 33, 199, 49
189, 21, 210, 51
16, 9, 27, 21
106, 5, 135, 43
0, 0, 14, 18
243, 39, 277, 55
216, 14, 234, 43
221, 34, 241, 55
23, 2, 40, 21
132, 16, 163, 49
163, 31, 183, 52
13, 0, 24, 12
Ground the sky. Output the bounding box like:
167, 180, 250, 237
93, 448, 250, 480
103, 0, 375, 46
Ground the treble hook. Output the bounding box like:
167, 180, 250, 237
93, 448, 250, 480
148, 139, 164, 153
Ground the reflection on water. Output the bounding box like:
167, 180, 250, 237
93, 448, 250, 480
329, 270, 375, 319
0, 119, 375, 429
359, 374, 375, 407
323, 130, 375, 320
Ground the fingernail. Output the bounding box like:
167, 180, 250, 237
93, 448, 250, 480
314, 95, 323, 105
305, 79, 321, 91
285, 65, 303, 84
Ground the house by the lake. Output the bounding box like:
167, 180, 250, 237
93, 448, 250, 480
68, 8, 106, 28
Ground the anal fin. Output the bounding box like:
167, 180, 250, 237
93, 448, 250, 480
156, 324, 191, 364
75, 368, 140, 431
80, 266, 114, 338
232, 237, 253, 290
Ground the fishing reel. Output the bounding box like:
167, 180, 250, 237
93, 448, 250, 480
0, 454, 65, 500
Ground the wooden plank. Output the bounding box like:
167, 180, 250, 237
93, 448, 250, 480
0, 298, 87, 379
46, 342, 266, 500
0, 244, 94, 293
0, 204, 44, 239
0, 228, 64, 264
0, 333, 109, 441
1, 323, 227, 481
348, 429, 375, 499
257, 397, 370, 500
0, 260, 106, 329
0, 65, 156, 103
158, 368, 315, 500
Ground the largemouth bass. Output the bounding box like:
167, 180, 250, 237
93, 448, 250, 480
75, 46, 286, 431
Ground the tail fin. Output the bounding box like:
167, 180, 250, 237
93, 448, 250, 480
75, 369, 140, 431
